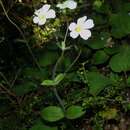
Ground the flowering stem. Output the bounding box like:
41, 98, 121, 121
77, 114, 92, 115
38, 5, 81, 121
52, 50, 64, 79
52, 26, 69, 77
52, 50, 65, 111
63, 26, 69, 43
52, 26, 69, 111
52, 49, 81, 111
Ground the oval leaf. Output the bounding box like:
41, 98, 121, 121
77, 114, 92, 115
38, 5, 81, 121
30, 121, 58, 130
86, 72, 112, 96
66, 106, 85, 119
41, 106, 64, 122
54, 73, 65, 83
110, 13, 130, 38
109, 45, 130, 72
92, 50, 109, 65
41, 73, 65, 86
41, 80, 55, 86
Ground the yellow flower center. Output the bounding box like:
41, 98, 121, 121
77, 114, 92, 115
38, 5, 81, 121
75, 26, 82, 32
39, 15, 46, 22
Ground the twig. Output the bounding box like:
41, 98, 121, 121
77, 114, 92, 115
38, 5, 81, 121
0, 72, 11, 87
0, 84, 16, 97
10, 69, 21, 88
0, 0, 42, 71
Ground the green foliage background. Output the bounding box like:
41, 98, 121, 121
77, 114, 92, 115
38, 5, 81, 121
0, 0, 130, 129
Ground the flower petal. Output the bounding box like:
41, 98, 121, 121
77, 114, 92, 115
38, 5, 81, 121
41, 4, 51, 13
84, 19, 94, 29
38, 18, 46, 26
46, 9, 56, 19
33, 16, 39, 24
64, 0, 77, 9
79, 30, 91, 40
34, 10, 41, 15
70, 31, 79, 39
69, 22, 77, 31
57, 3, 66, 9
34, 4, 50, 16
77, 16, 87, 25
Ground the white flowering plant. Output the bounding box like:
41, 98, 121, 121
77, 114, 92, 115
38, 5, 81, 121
1, 0, 130, 129
33, 4, 56, 26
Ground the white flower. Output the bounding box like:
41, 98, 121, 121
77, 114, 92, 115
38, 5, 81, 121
57, 0, 77, 10
69, 16, 94, 40
33, 4, 56, 26
18, 0, 22, 2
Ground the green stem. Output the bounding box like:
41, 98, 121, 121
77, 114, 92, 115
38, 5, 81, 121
52, 50, 64, 79
52, 49, 81, 111
52, 50, 65, 111
53, 88, 65, 111
64, 49, 81, 74
52, 26, 69, 111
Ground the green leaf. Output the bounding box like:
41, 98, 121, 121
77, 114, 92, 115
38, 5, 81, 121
86, 32, 110, 49
92, 14, 107, 25
104, 46, 119, 55
86, 72, 111, 96
12, 82, 37, 96
38, 51, 59, 67
109, 45, 130, 72
65, 72, 80, 82
22, 67, 49, 81
41, 80, 56, 86
109, 72, 121, 86
54, 73, 65, 83
110, 13, 130, 38
30, 121, 58, 130
93, 1, 110, 14
92, 50, 109, 65
41, 73, 65, 86
120, 3, 130, 13
41, 106, 64, 122
66, 106, 85, 119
